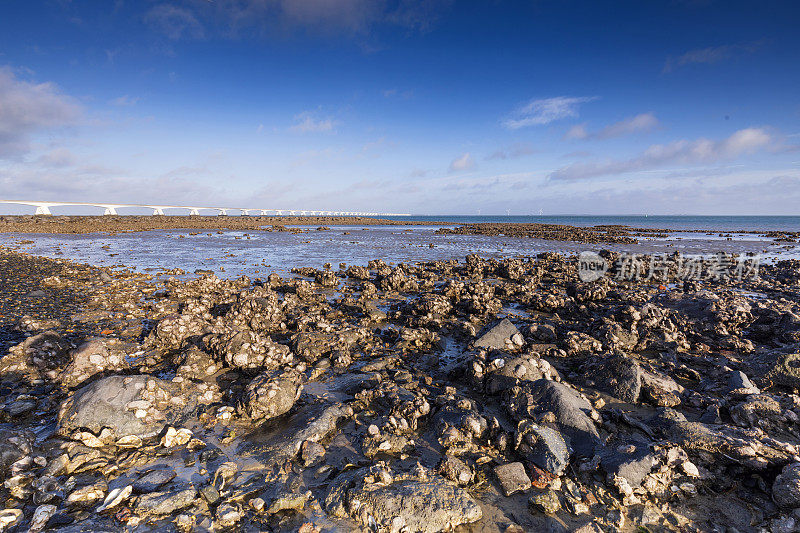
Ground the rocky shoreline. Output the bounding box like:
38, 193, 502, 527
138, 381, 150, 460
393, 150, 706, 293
1, 246, 800, 531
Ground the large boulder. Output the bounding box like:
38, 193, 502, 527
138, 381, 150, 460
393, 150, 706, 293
58, 375, 193, 440
589, 354, 642, 403
507, 379, 600, 456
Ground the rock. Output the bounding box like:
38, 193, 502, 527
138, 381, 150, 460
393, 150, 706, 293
59, 338, 130, 389
200, 485, 221, 505
0, 330, 72, 377
528, 323, 557, 343
241, 368, 303, 420
325, 468, 482, 532
590, 354, 641, 403
750, 351, 800, 389
514, 419, 571, 475
652, 408, 793, 470
261, 476, 312, 514
773, 463, 800, 508
529, 490, 560, 514
494, 462, 532, 496
58, 375, 192, 440
133, 468, 177, 493
640, 370, 683, 407
300, 440, 326, 467
243, 402, 354, 467
135, 486, 197, 515
728, 370, 759, 393
600, 440, 657, 488
485, 356, 545, 395
475, 319, 520, 350
508, 379, 600, 456
215, 503, 242, 527
438, 455, 473, 485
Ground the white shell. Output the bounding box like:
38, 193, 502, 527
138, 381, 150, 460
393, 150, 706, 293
96, 484, 132, 512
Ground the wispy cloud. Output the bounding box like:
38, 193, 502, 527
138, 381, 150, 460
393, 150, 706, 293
565, 113, 659, 140
152, 0, 453, 40
663, 42, 760, 73
449, 152, 474, 172
0, 67, 82, 158
36, 148, 78, 168
145, 4, 204, 41
110, 95, 140, 106
486, 142, 537, 160
503, 96, 597, 130
550, 127, 772, 181
289, 111, 336, 133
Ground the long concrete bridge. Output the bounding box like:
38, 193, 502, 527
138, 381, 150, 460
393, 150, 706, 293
0, 200, 409, 217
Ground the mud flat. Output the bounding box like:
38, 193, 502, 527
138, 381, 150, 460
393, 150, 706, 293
0, 215, 439, 235
2, 245, 800, 531
435, 222, 800, 245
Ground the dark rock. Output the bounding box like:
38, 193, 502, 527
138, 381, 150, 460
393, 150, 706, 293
590, 355, 642, 403
133, 468, 177, 493
514, 419, 571, 475
728, 370, 759, 393
600, 440, 656, 487
135, 486, 197, 515
773, 462, 800, 508
508, 379, 600, 456
475, 319, 520, 350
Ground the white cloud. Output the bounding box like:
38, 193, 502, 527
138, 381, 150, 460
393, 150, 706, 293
289, 112, 335, 133
486, 142, 537, 160
111, 95, 140, 106
0, 67, 81, 158
36, 148, 78, 168
594, 113, 659, 139
564, 123, 588, 140
449, 152, 474, 172
503, 96, 597, 130
550, 127, 772, 181
566, 113, 659, 141
663, 42, 760, 73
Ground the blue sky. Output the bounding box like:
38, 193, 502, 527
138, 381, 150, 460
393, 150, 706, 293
0, 0, 799, 215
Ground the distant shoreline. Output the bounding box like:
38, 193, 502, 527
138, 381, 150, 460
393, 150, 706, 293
0, 215, 447, 234
1, 216, 798, 245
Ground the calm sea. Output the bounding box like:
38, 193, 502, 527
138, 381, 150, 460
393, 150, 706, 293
384, 215, 800, 232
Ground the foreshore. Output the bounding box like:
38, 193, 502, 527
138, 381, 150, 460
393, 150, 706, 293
0, 245, 799, 531
0, 215, 438, 235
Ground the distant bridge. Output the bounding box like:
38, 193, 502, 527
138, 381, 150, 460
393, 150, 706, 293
0, 200, 409, 217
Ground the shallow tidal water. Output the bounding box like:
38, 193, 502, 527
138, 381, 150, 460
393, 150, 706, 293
2, 224, 798, 280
